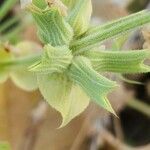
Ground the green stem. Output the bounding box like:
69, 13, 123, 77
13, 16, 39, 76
71, 10, 150, 54
0, 0, 18, 20
0, 15, 21, 33
0, 53, 41, 69
118, 74, 144, 85
0, 20, 29, 43
127, 99, 150, 117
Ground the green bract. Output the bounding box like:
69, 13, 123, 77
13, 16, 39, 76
84, 49, 150, 73
37, 73, 89, 127
68, 56, 117, 115
0, 41, 41, 91
30, 44, 73, 74
67, 0, 92, 36
28, 1, 73, 45
1, 0, 150, 127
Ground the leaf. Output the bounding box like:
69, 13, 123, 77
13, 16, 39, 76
68, 56, 117, 114
0, 42, 41, 89
67, 0, 92, 36
30, 44, 72, 74
84, 49, 150, 73
0, 142, 11, 150
71, 10, 150, 53
28, 4, 73, 46
9, 41, 40, 91
10, 70, 38, 91
37, 73, 89, 127
14, 41, 42, 56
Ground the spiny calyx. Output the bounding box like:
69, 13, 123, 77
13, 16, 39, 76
30, 44, 73, 74
26, 0, 150, 127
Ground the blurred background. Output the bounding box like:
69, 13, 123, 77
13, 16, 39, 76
0, 0, 150, 150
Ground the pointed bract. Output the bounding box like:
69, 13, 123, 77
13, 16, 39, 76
37, 73, 89, 127
68, 56, 117, 115
67, 0, 92, 36
28, 4, 73, 46
84, 49, 150, 73
30, 44, 73, 74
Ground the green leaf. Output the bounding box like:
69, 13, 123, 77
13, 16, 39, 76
68, 56, 117, 114
10, 70, 38, 91
67, 0, 92, 36
5, 41, 41, 91
28, 4, 73, 46
9, 42, 40, 91
0, 142, 11, 150
71, 10, 150, 53
15, 41, 42, 56
30, 44, 73, 74
84, 49, 150, 73
37, 73, 89, 127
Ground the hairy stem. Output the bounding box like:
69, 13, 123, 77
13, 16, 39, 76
71, 10, 150, 54
0, 53, 41, 69
127, 99, 150, 117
